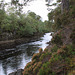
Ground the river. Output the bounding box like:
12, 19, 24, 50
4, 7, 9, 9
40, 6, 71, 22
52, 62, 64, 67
0, 32, 52, 75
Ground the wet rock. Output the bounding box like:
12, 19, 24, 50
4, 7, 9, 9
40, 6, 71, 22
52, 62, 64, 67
9, 69, 24, 75
9, 72, 16, 75
16, 69, 24, 75
0, 32, 13, 41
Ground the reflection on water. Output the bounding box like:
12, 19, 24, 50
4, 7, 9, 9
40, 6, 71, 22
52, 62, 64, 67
0, 32, 52, 75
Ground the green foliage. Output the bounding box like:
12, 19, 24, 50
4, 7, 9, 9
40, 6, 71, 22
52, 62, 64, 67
37, 61, 56, 75
0, 9, 5, 24
50, 54, 62, 63
54, 16, 61, 30
32, 53, 40, 61
60, 12, 70, 26
33, 62, 42, 74
23, 1, 75, 75
1, 13, 18, 32
28, 12, 36, 19
66, 44, 75, 56
44, 20, 54, 32
51, 44, 58, 52
25, 62, 32, 69
61, 44, 75, 58
57, 0, 61, 2
48, 11, 54, 21
0, 7, 48, 38
47, 0, 75, 31
16, 12, 47, 37
37, 62, 50, 75
51, 34, 63, 45
52, 6, 61, 30
40, 52, 51, 61
70, 29, 75, 44
65, 57, 71, 64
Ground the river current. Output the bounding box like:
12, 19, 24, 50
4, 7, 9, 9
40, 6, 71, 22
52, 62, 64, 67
0, 32, 52, 75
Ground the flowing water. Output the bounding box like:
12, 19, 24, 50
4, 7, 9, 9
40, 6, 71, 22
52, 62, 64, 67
0, 32, 52, 75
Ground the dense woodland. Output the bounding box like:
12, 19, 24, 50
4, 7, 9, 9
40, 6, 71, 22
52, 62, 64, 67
0, 0, 50, 40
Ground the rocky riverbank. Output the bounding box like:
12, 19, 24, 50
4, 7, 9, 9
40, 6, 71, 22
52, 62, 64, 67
22, 26, 75, 75
0, 33, 44, 50
8, 25, 75, 75
8, 69, 24, 75
0, 33, 44, 60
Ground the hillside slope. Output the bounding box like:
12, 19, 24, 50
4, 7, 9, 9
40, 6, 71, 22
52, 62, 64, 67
23, 0, 75, 75
23, 21, 75, 75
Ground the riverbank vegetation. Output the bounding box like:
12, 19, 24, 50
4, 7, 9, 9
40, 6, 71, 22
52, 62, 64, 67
23, 0, 75, 75
0, 0, 50, 41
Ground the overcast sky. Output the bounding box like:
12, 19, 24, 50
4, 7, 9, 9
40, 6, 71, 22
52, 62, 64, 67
23, 0, 50, 21
0, 0, 57, 21
23, 0, 57, 21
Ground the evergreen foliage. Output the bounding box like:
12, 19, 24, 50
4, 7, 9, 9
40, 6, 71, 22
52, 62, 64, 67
0, 3, 49, 38
23, 0, 75, 75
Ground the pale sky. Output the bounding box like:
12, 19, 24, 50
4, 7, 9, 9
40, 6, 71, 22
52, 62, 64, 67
0, 0, 57, 21
23, 0, 57, 21
23, 0, 50, 21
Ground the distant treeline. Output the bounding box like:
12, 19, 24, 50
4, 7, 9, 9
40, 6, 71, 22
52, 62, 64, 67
0, 7, 49, 38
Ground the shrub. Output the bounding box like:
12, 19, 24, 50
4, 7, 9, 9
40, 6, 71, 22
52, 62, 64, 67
57, 48, 66, 59
55, 17, 61, 30
32, 53, 40, 61
44, 48, 48, 52
60, 12, 70, 26
33, 62, 42, 74
25, 62, 31, 69
51, 44, 58, 52
31, 59, 37, 65
32, 63, 37, 69
40, 52, 51, 61
33, 66, 38, 74
61, 45, 67, 50
37, 62, 51, 75
65, 57, 75, 70
68, 70, 75, 75
23, 64, 33, 75
38, 48, 43, 54
40, 53, 45, 61
37, 61, 56, 75
66, 44, 75, 56
51, 34, 63, 45
61, 44, 75, 57
50, 53, 62, 63
70, 29, 75, 44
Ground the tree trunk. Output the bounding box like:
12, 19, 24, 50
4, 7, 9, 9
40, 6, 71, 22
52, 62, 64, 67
61, 0, 69, 13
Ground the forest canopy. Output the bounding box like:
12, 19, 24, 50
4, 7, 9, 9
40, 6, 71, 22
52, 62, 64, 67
0, 0, 51, 40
